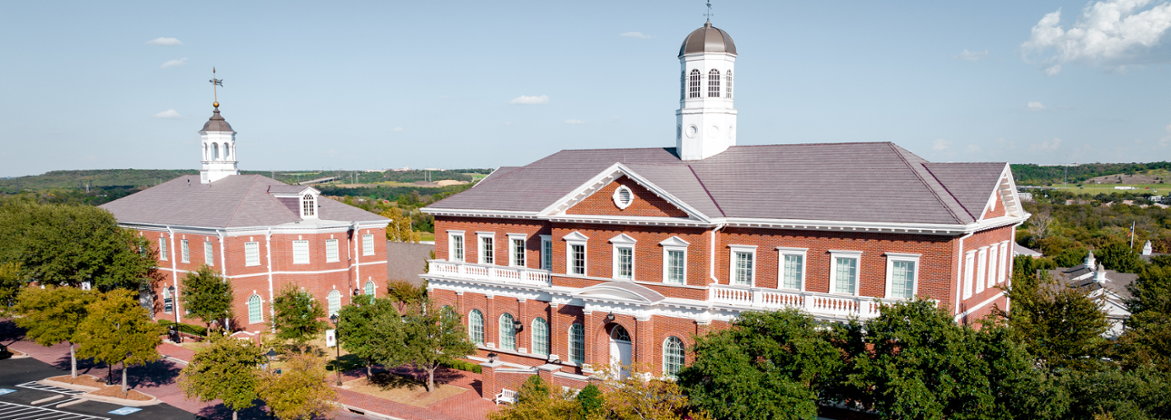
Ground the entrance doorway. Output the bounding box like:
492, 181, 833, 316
609, 324, 632, 379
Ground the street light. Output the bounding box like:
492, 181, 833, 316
330, 313, 342, 386
264, 349, 278, 372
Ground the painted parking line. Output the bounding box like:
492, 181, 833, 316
0, 400, 110, 420
16, 381, 88, 395
108, 407, 142, 415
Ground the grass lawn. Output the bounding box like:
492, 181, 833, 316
1045, 184, 1167, 195
418, 231, 435, 242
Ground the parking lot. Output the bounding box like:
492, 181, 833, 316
0, 357, 193, 420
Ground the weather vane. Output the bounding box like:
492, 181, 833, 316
209, 67, 223, 108
705, 0, 713, 22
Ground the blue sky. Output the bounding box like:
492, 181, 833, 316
2, 1, 1171, 177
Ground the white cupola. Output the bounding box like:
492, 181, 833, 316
199, 103, 239, 184
676, 20, 737, 161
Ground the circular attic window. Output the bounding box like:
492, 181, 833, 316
613, 185, 634, 209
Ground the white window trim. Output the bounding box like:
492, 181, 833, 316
610, 233, 637, 280
987, 246, 999, 289
448, 230, 465, 262
181, 239, 190, 263
325, 239, 340, 263
661, 236, 690, 285
613, 185, 635, 209
531, 317, 549, 356
362, 233, 375, 256
477, 232, 496, 265
884, 252, 920, 300
327, 289, 341, 316
540, 235, 553, 271
247, 294, 264, 324
564, 231, 589, 276
244, 241, 260, 267
507, 233, 527, 268
829, 250, 863, 296
159, 238, 168, 261
292, 240, 310, 264
662, 336, 685, 378
204, 241, 214, 266
998, 241, 1010, 284
301, 193, 319, 219
976, 247, 988, 294
963, 251, 976, 299
776, 247, 808, 291
728, 245, 758, 287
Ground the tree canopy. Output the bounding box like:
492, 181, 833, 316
256, 352, 336, 420
179, 333, 266, 420
270, 284, 327, 351
396, 300, 476, 392
181, 265, 234, 333
13, 285, 95, 377
74, 289, 163, 393
337, 294, 403, 377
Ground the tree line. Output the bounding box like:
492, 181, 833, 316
1012, 162, 1171, 185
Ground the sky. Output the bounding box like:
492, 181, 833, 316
2, 0, 1171, 177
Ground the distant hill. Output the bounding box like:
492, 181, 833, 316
1011, 162, 1171, 186
0, 169, 198, 194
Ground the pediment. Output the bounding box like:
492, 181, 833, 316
982, 164, 1025, 220
659, 236, 690, 247
610, 233, 637, 244
540, 163, 711, 222
563, 231, 589, 242
573, 282, 665, 304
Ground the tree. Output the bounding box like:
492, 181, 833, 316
1119, 264, 1171, 371
0, 200, 158, 291
575, 384, 605, 420
337, 295, 403, 377
181, 265, 234, 334
1097, 242, 1146, 273
178, 333, 265, 420
379, 207, 419, 243
0, 262, 23, 315
74, 289, 163, 393
678, 309, 842, 420
996, 271, 1110, 371
13, 285, 95, 378
385, 280, 424, 314
590, 362, 712, 420
397, 299, 476, 392
488, 375, 579, 420
270, 284, 327, 351
1028, 209, 1054, 242
256, 352, 336, 420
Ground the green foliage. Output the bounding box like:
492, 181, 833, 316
178, 333, 265, 414
337, 294, 402, 376
1119, 265, 1171, 371
74, 289, 163, 392
386, 279, 424, 313
488, 375, 580, 420
678, 309, 841, 420
0, 169, 197, 194
397, 298, 476, 392
0, 262, 24, 314
380, 207, 420, 243
0, 200, 158, 291
181, 265, 234, 332
1011, 162, 1171, 185
1097, 242, 1145, 273
13, 285, 95, 377
1054, 247, 1088, 268
270, 284, 327, 350
1055, 366, 1171, 420
439, 358, 482, 374
157, 319, 208, 337
997, 271, 1110, 371
256, 352, 336, 420
576, 384, 605, 419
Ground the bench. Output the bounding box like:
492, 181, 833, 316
494, 389, 517, 405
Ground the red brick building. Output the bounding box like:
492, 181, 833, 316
100, 103, 390, 333
421, 21, 1029, 397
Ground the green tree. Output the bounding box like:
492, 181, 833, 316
337, 295, 403, 377
270, 284, 327, 351
74, 289, 163, 393
1120, 264, 1171, 371
575, 384, 605, 420
996, 271, 1110, 371
590, 362, 712, 420
178, 333, 266, 420
380, 207, 420, 243
1056, 366, 1171, 419
488, 375, 578, 420
0, 262, 24, 315
181, 265, 234, 334
256, 352, 336, 420
0, 200, 157, 291
13, 285, 95, 378
397, 299, 476, 392
678, 309, 842, 420
1097, 242, 1145, 273
386, 279, 424, 313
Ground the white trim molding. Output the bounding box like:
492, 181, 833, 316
564, 231, 589, 276
828, 250, 863, 296
776, 247, 808, 291
883, 252, 920, 299
477, 232, 496, 265
661, 236, 690, 285
613, 185, 635, 209
507, 233, 528, 268
448, 230, 466, 263
728, 245, 757, 287
610, 234, 637, 281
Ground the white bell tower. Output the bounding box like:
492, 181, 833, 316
200, 69, 239, 184
676, 20, 737, 161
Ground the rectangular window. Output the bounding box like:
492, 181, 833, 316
245, 241, 260, 267
667, 250, 685, 284
159, 238, 168, 261
998, 242, 1009, 284
450, 233, 465, 262
204, 241, 214, 266
987, 246, 999, 289
782, 254, 804, 290
480, 236, 494, 264
541, 236, 553, 271
571, 244, 586, 275
963, 251, 975, 299
181, 239, 190, 263
326, 239, 340, 263
616, 247, 633, 280
834, 257, 858, 294
511, 238, 526, 267
976, 248, 988, 294
733, 251, 754, 286
362, 234, 374, 256
293, 240, 309, 264
891, 261, 915, 299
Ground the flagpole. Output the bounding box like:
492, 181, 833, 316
1130, 221, 1135, 248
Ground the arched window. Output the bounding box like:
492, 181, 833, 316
302, 194, 316, 217
327, 289, 341, 316
203, 144, 208, 161
611, 324, 631, 341
441, 305, 456, 323
680, 71, 685, 101
224, 143, 231, 159
569, 323, 585, 364
531, 318, 549, 356
499, 313, 517, 350
708, 69, 721, 97
468, 309, 484, 344
364, 280, 375, 296
212, 143, 220, 160
663, 336, 685, 377
688, 69, 701, 98
248, 294, 263, 324
726, 70, 733, 99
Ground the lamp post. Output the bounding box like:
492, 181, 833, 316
330, 313, 342, 386
264, 349, 278, 373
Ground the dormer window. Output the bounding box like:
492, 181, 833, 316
302, 194, 316, 218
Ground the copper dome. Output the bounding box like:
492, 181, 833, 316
678, 21, 736, 57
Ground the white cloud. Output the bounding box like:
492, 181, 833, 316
1027, 101, 1048, 111
932, 138, 952, 150
1030, 137, 1064, 152
152, 109, 181, 119
1022, 0, 1171, 74
564, 119, 586, 124
1160, 124, 1171, 147
966, 144, 983, 153
160, 58, 187, 69
952, 49, 989, 61
620, 32, 652, 39
146, 37, 183, 46
509, 95, 549, 105
391, 127, 404, 132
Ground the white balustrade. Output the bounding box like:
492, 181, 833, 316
428, 260, 552, 288
709, 284, 905, 320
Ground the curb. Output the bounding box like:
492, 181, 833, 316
40, 377, 163, 407
39, 378, 100, 392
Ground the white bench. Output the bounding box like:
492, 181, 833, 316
494, 389, 517, 405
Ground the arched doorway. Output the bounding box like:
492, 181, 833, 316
609, 324, 632, 379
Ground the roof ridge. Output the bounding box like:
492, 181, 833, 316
687, 165, 726, 217
887, 143, 967, 224
224, 175, 263, 227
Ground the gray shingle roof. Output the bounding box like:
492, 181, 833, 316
200, 109, 235, 133
430, 142, 1010, 225
100, 175, 387, 228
